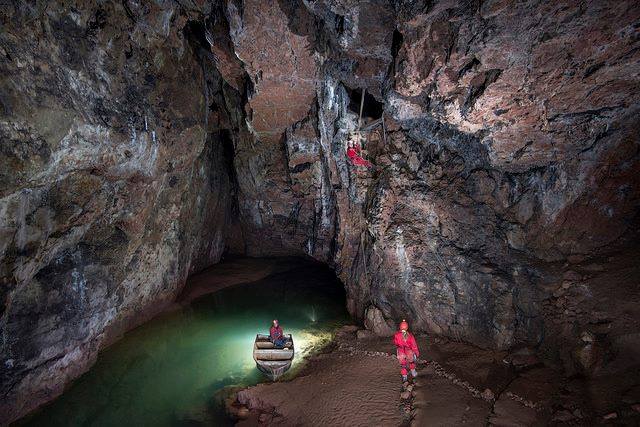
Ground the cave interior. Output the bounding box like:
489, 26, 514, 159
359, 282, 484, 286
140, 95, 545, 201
1, 0, 639, 425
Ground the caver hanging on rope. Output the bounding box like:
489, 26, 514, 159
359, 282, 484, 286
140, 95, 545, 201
345, 87, 387, 168
345, 87, 373, 168
346, 140, 372, 167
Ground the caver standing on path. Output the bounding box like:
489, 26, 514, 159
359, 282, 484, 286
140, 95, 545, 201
393, 319, 420, 382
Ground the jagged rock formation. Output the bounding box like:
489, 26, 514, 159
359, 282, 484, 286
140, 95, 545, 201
224, 0, 640, 351
1, 0, 639, 423
0, 1, 237, 422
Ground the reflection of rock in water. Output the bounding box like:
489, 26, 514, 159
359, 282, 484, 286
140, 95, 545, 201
20, 260, 347, 426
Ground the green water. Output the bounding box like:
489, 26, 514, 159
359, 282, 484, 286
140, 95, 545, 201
22, 261, 349, 426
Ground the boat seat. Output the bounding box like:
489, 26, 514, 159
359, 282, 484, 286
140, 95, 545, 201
256, 341, 293, 349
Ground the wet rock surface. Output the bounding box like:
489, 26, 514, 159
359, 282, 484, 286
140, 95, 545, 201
2, 0, 640, 423
216, 0, 640, 356
0, 1, 239, 422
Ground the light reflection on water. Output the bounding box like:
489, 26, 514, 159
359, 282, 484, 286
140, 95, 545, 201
22, 261, 349, 427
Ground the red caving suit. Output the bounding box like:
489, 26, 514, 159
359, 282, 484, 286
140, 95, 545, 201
346, 147, 372, 168
393, 330, 420, 376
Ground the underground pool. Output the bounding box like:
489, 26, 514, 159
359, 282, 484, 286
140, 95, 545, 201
20, 259, 349, 426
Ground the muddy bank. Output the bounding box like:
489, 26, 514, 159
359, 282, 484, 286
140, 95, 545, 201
228, 327, 640, 426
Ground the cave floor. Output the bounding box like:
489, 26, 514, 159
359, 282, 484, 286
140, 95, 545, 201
233, 327, 640, 426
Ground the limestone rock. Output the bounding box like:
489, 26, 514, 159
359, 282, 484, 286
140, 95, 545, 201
481, 388, 495, 401
572, 333, 604, 376
0, 2, 237, 423
258, 412, 273, 423
364, 305, 395, 336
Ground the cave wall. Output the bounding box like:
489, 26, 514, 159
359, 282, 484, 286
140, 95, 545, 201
220, 0, 640, 353
0, 1, 237, 422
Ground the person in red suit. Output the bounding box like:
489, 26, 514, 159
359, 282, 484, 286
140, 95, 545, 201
269, 319, 286, 348
346, 140, 372, 168
393, 319, 420, 382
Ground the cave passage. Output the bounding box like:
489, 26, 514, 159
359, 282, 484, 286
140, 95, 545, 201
21, 259, 349, 426
345, 86, 384, 120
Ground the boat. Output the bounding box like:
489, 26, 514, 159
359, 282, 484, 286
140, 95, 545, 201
253, 333, 294, 381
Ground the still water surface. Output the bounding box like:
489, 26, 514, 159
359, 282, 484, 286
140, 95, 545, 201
23, 260, 349, 426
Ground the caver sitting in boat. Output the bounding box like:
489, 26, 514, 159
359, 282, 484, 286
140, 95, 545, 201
269, 319, 287, 348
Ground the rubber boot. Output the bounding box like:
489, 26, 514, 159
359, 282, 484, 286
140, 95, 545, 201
402, 374, 408, 382
411, 369, 418, 378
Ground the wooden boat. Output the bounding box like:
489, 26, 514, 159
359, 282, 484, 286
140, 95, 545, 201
253, 333, 294, 381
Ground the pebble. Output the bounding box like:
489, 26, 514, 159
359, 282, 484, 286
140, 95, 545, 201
551, 410, 574, 422
400, 391, 411, 400
481, 388, 495, 401
505, 391, 539, 410
236, 406, 250, 419
258, 413, 273, 423
631, 403, 640, 413
602, 412, 617, 420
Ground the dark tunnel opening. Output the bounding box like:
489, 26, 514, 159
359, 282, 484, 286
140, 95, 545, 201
345, 86, 384, 120
183, 20, 210, 52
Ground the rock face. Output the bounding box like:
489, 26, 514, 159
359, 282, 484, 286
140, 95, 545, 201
1, 0, 639, 423
364, 305, 395, 336
0, 1, 239, 422
223, 0, 640, 350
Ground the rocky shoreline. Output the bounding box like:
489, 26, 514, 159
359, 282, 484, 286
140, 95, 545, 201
226, 326, 640, 426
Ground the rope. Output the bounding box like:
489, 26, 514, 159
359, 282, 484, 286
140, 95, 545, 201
354, 88, 387, 147
356, 87, 365, 147
381, 112, 387, 145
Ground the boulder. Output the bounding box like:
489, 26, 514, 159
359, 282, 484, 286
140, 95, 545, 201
364, 306, 395, 336
572, 332, 603, 376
